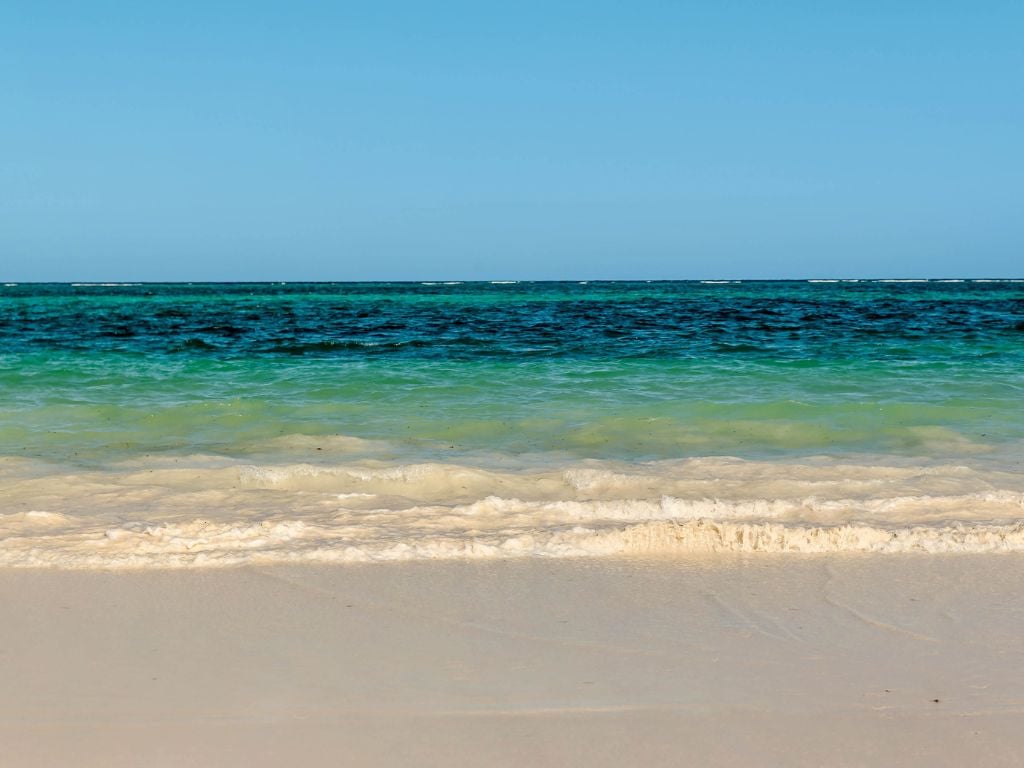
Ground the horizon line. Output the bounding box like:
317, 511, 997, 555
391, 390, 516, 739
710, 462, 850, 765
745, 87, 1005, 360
3, 277, 1024, 286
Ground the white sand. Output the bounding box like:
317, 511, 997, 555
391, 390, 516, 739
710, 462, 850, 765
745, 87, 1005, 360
3, 555, 1024, 766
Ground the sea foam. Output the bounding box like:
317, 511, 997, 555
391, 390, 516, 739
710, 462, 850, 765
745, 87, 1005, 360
2, 456, 1024, 568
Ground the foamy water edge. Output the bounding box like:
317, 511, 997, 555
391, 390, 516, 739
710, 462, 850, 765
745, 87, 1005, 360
4, 456, 1024, 568
5, 518, 1024, 569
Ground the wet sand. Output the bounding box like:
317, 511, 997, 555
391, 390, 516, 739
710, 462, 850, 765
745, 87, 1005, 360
3, 556, 1024, 766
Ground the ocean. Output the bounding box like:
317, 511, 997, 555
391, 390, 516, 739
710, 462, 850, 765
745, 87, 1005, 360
2, 280, 1023, 566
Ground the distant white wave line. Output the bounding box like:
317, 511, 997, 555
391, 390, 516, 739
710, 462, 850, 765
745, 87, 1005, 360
70, 282, 143, 287
490, 280, 519, 284
6, 519, 1024, 569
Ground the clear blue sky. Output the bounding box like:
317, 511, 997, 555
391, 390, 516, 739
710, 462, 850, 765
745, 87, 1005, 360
2, 1, 1021, 280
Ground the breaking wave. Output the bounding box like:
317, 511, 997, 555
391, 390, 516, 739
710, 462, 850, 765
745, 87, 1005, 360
2, 455, 1024, 568
5, 518, 1024, 569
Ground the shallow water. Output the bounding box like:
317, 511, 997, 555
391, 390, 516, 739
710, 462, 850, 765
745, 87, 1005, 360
1, 280, 1022, 566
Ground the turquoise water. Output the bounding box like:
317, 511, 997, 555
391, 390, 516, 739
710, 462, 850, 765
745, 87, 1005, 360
2, 280, 1022, 466
2, 280, 1023, 566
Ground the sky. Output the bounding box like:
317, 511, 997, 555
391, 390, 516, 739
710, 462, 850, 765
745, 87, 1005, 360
2, 1, 1022, 281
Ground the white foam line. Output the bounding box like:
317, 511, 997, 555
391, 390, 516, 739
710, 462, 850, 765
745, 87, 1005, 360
6, 519, 1024, 569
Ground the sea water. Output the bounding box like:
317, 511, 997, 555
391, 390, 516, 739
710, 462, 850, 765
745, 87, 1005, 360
1, 280, 1022, 566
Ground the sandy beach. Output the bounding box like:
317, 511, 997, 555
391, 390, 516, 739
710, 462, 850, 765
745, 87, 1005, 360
4, 555, 1024, 767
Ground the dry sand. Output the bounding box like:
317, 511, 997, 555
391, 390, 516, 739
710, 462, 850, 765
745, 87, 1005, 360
2, 555, 1024, 766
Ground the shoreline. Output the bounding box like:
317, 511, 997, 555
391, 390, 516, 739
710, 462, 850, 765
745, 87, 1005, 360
4, 555, 1024, 766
